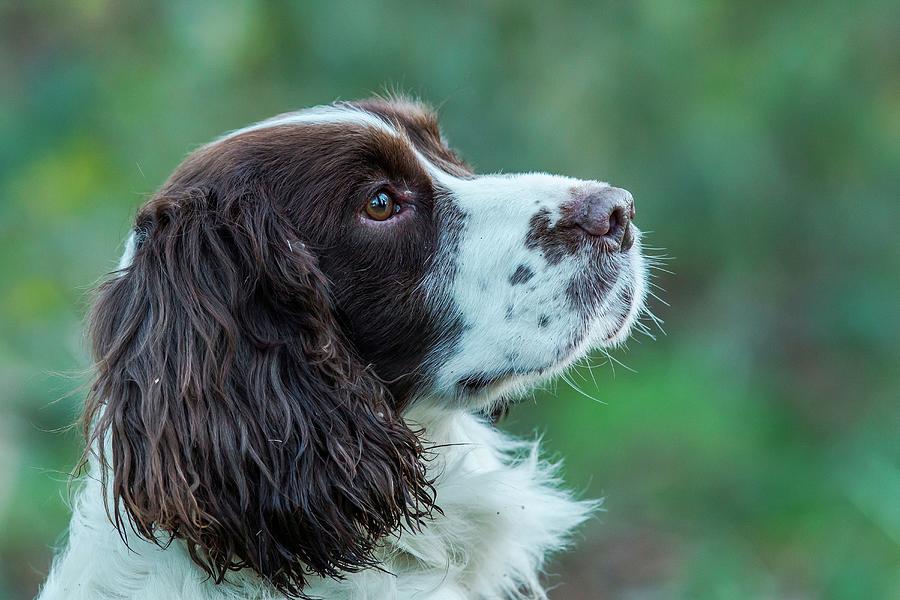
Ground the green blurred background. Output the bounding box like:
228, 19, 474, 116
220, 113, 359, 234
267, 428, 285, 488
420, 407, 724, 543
1, 1, 898, 598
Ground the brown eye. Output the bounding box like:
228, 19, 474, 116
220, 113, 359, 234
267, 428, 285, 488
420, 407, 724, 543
365, 191, 399, 221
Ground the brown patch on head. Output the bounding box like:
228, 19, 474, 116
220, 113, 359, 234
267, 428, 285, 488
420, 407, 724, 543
161, 118, 446, 401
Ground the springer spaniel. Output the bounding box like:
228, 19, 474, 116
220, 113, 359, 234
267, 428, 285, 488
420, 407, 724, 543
39, 98, 648, 600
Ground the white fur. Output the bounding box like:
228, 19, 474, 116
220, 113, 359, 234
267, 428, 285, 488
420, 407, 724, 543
38, 105, 647, 600
218, 104, 398, 142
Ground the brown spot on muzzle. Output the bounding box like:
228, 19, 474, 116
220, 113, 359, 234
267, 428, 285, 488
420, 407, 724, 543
524, 209, 583, 265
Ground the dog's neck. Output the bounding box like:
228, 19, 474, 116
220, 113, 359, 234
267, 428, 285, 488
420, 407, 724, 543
40, 408, 593, 600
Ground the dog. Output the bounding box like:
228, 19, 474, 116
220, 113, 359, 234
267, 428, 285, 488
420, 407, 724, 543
38, 98, 648, 599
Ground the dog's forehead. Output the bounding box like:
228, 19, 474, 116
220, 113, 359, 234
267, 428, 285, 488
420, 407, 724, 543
165, 103, 426, 188
214, 101, 470, 178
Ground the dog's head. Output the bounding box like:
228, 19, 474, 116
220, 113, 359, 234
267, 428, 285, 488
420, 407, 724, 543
85, 98, 647, 595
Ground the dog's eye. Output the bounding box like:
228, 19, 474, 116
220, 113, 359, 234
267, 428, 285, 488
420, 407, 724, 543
365, 191, 400, 221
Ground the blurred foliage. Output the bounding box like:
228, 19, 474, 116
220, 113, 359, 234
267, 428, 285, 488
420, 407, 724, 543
1, 1, 898, 598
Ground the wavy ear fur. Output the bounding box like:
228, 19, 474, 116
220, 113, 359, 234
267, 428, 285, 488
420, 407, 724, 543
83, 185, 433, 597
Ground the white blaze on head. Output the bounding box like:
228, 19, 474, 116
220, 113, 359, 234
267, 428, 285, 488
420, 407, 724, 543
218, 104, 400, 142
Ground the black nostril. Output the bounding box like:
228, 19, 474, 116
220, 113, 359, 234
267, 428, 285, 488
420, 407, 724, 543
608, 207, 623, 237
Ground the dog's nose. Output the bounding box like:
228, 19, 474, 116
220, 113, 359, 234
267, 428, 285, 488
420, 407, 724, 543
569, 186, 635, 251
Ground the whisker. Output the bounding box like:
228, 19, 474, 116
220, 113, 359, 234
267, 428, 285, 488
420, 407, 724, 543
647, 290, 671, 307
605, 351, 637, 374
599, 348, 617, 378
561, 371, 606, 405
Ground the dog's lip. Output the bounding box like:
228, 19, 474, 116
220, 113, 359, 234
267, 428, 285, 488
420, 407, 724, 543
456, 368, 544, 397
456, 343, 583, 396
602, 311, 630, 342
601, 280, 637, 343
457, 371, 518, 394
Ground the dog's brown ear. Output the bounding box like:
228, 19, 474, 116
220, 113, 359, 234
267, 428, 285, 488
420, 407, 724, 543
83, 184, 433, 597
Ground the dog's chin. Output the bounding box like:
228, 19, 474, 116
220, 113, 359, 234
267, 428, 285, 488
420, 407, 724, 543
453, 318, 624, 414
